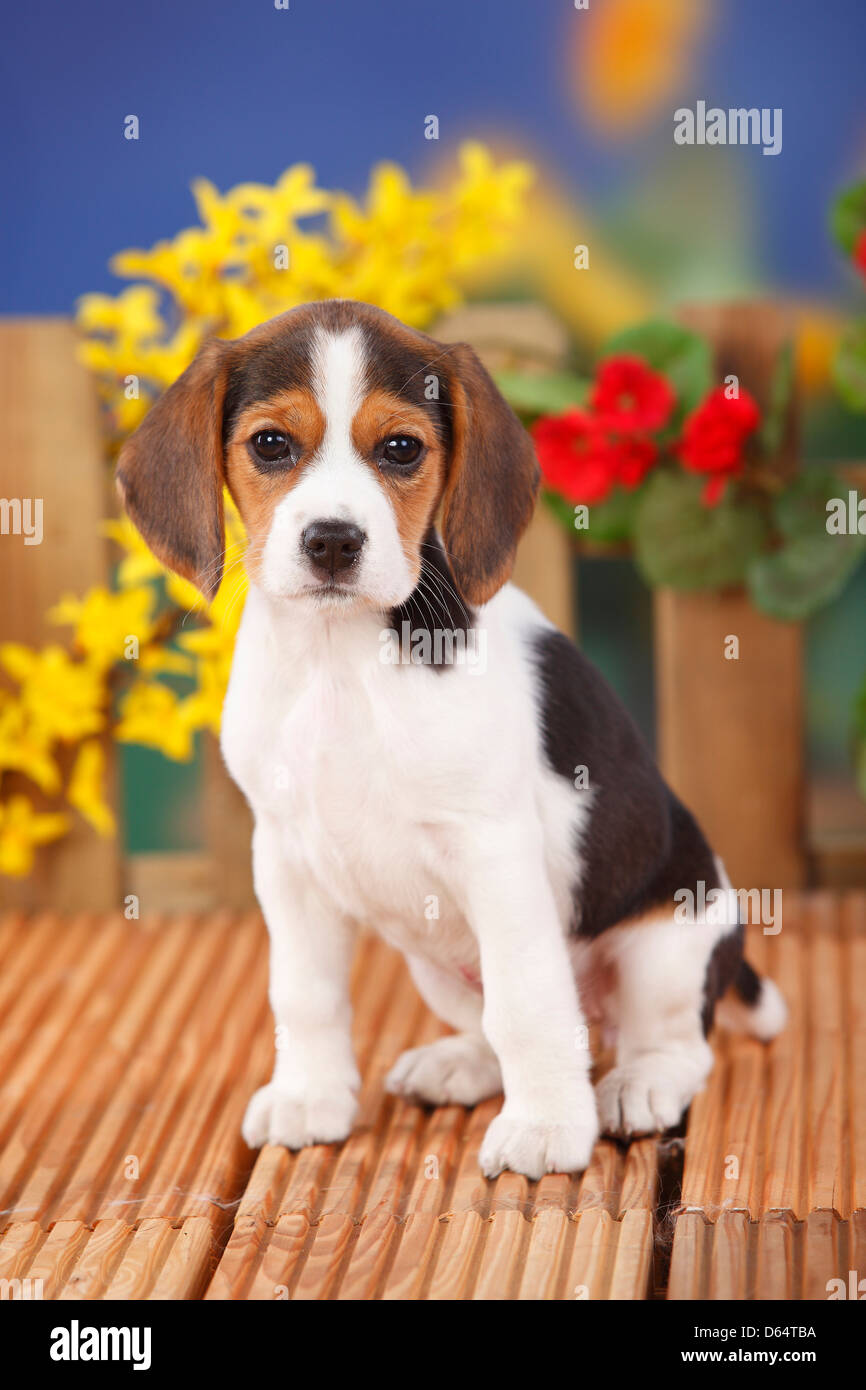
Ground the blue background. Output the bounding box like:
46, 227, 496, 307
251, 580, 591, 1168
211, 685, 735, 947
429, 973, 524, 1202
3, 0, 865, 313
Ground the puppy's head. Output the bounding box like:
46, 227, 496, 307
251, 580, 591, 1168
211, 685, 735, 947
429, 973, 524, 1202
116, 301, 539, 611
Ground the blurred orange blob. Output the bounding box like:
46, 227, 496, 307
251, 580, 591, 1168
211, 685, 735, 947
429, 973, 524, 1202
571, 0, 708, 134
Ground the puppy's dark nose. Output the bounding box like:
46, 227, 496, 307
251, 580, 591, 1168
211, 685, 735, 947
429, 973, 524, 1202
302, 519, 366, 575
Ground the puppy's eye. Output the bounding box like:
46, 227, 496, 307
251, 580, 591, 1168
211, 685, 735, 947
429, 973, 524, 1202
381, 435, 423, 468
250, 429, 294, 467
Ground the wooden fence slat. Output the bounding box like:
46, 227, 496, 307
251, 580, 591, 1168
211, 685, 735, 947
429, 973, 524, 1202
656, 301, 804, 890
655, 589, 805, 889
0, 319, 120, 913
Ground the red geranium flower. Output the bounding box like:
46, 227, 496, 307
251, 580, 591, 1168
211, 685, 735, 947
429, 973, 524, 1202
854, 229, 866, 279
590, 355, 676, 432
532, 409, 620, 504
616, 435, 658, 489
532, 410, 659, 504
678, 386, 760, 500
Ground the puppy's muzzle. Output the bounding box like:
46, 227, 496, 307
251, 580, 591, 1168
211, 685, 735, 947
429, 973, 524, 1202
301, 520, 366, 578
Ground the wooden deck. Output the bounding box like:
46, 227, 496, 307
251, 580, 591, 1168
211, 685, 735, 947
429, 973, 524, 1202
0, 891, 862, 1300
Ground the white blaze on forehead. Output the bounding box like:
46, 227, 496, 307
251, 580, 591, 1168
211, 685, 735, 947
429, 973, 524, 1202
259, 318, 415, 606
310, 324, 367, 457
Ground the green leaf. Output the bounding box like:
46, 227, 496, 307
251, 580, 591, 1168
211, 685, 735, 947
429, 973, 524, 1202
855, 672, 866, 740
856, 737, 866, 802
747, 532, 865, 621
585, 486, 642, 543
542, 485, 640, 544
541, 488, 578, 533
773, 468, 851, 540
832, 320, 866, 413
830, 181, 866, 255
495, 370, 589, 418
600, 320, 712, 419
759, 340, 795, 456
747, 469, 866, 619
633, 470, 768, 591
855, 674, 866, 801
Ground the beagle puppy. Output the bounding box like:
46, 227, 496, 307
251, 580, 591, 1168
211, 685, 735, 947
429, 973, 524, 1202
117, 300, 786, 1179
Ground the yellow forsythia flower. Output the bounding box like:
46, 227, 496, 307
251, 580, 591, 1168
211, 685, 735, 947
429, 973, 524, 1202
0, 645, 105, 742
50, 585, 157, 670
115, 682, 199, 762
75, 146, 533, 432
0, 796, 69, 877
67, 739, 116, 836
102, 516, 167, 588
0, 692, 61, 794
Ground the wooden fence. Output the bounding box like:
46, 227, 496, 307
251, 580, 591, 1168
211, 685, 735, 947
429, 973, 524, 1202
0, 305, 861, 915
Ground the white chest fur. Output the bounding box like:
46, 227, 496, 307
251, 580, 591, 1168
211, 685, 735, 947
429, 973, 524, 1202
221, 584, 584, 980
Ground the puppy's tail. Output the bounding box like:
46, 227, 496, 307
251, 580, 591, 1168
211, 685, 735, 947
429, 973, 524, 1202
715, 958, 787, 1041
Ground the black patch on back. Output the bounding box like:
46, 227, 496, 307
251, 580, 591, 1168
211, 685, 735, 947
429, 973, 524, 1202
701, 924, 746, 1036
531, 628, 720, 939
733, 955, 762, 1006
389, 528, 473, 671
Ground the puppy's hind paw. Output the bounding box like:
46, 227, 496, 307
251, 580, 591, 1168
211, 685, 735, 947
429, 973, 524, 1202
595, 1049, 710, 1138
385, 1033, 502, 1107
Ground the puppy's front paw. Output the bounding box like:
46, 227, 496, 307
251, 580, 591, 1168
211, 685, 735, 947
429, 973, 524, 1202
241, 1081, 358, 1150
385, 1033, 502, 1107
479, 1105, 599, 1180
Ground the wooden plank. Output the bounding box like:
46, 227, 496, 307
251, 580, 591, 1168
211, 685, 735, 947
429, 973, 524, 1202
758, 902, 808, 1215
0, 915, 145, 1220
667, 1212, 711, 1300
515, 1207, 572, 1300
806, 899, 848, 1217
150, 1217, 217, 1300
754, 1213, 797, 1300
10, 916, 197, 1226
52, 914, 230, 1223
93, 914, 264, 1223
103, 1219, 178, 1300
608, 1208, 654, 1300
669, 896, 865, 1300
706, 1211, 751, 1300
844, 895, 866, 1214
0, 1214, 217, 1301
0, 318, 120, 913
57, 1220, 131, 1301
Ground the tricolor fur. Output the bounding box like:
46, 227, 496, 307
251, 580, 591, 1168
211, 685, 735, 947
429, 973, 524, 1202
117, 300, 786, 1180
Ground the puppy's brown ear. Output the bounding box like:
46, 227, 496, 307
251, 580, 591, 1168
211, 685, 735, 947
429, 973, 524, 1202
116, 338, 230, 599
440, 343, 540, 606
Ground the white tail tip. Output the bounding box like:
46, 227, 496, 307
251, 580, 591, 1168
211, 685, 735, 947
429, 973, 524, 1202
716, 977, 787, 1041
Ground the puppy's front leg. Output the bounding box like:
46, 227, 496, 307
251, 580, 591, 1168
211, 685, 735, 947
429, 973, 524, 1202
464, 818, 598, 1180
242, 818, 360, 1151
